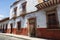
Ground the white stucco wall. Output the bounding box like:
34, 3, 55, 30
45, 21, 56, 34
57, 4, 60, 27
36, 11, 47, 28
9, 10, 47, 28
9, 0, 47, 28
26, 0, 38, 13
0, 20, 9, 29
25, 10, 47, 28
8, 19, 14, 29
9, 4, 60, 29
10, 0, 38, 19
10, 0, 26, 19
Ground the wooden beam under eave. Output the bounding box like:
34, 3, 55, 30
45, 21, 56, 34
56, 0, 57, 4
47, 1, 50, 7
48, 1, 51, 6
50, 0, 53, 5
36, 4, 42, 10
45, 2, 49, 7
42, 2, 46, 8
50, 0, 52, 6
54, 0, 57, 4
52, 0, 54, 5
57, 0, 59, 4
40, 3, 44, 8
59, 0, 60, 3
37, 5, 41, 9
44, 2, 48, 7
38, 4, 42, 9
39, 4, 42, 9
58, 0, 60, 4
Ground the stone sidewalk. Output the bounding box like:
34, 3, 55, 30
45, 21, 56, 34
0, 33, 48, 40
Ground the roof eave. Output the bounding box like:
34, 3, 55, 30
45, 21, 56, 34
35, 0, 60, 10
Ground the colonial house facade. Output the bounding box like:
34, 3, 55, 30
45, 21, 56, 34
0, 0, 60, 39
0, 17, 9, 33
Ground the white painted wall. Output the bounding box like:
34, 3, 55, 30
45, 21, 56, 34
9, 10, 47, 28
10, 0, 26, 19
9, 4, 60, 29
8, 19, 14, 29
26, 0, 38, 13
0, 20, 9, 29
57, 4, 60, 27
9, 0, 47, 28
10, 0, 38, 19
25, 10, 47, 28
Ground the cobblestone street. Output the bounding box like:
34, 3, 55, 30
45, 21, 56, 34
0, 35, 28, 40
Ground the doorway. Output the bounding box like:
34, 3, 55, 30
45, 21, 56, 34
28, 18, 36, 37
16, 21, 21, 34
10, 23, 13, 33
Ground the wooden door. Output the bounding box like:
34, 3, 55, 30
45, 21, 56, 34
28, 18, 36, 37
17, 21, 21, 34
5, 24, 7, 33
3, 25, 4, 33
17, 22, 21, 30
10, 23, 13, 33
47, 13, 59, 29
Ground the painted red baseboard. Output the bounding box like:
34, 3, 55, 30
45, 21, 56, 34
6, 28, 60, 39
7, 28, 28, 35
36, 28, 60, 39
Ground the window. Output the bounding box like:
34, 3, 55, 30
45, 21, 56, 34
17, 21, 21, 30
43, 0, 49, 2
14, 7, 17, 15
22, 2, 26, 11
47, 10, 59, 29
48, 13, 57, 25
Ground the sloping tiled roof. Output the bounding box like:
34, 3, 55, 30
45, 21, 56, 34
36, 0, 60, 10
0, 17, 9, 23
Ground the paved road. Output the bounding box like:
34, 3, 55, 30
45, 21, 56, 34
0, 35, 28, 40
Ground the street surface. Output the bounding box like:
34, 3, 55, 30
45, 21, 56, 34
0, 34, 52, 40
0, 35, 28, 40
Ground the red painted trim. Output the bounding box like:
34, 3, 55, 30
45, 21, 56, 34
36, 28, 60, 39
6, 28, 60, 39
7, 28, 28, 35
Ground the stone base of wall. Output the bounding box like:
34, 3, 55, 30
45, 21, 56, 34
36, 28, 60, 39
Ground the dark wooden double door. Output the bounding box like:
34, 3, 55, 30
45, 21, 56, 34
17, 21, 21, 34
47, 12, 59, 29
28, 18, 36, 37
10, 24, 13, 33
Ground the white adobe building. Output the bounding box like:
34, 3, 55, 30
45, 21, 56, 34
0, 0, 60, 39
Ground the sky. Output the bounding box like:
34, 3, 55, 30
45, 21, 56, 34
0, 0, 15, 20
